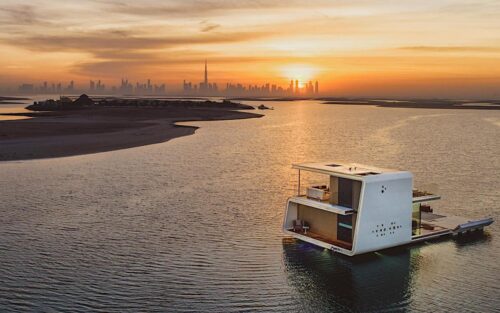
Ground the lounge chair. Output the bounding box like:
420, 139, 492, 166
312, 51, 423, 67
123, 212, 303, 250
293, 219, 304, 232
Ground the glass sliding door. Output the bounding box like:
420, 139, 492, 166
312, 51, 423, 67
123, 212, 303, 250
338, 178, 353, 208
337, 214, 353, 243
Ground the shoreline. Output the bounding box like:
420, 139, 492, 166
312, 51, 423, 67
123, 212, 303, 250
0, 102, 262, 161
322, 98, 500, 110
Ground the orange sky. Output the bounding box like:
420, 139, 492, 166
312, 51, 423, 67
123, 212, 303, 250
1, 0, 500, 98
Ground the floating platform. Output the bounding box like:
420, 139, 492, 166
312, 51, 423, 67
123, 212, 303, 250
412, 211, 494, 242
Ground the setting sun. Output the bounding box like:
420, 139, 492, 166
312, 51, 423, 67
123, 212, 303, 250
279, 64, 320, 83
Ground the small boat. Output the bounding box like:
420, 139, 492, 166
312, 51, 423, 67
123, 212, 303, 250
283, 161, 493, 256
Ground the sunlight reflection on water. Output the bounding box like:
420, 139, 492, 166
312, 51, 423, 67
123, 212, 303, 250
0, 101, 498, 312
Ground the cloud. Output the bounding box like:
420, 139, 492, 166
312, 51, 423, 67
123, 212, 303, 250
2, 30, 269, 52
72, 53, 314, 77
199, 21, 220, 32
398, 46, 500, 53
101, 0, 320, 17
0, 22, 276, 79
0, 4, 39, 25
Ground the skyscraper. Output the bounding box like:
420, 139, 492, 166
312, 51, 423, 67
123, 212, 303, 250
315, 81, 319, 95
204, 59, 208, 86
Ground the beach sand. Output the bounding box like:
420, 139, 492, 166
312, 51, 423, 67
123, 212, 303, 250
0, 106, 261, 161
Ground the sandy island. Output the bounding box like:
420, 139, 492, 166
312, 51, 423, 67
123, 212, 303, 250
0, 96, 262, 161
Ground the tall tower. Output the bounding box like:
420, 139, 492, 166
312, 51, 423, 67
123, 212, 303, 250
204, 59, 208, 86
315, 81, 319, 95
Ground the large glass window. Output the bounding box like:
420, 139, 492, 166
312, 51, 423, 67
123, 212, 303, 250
338, 178, 353, 208
337, 214, 353, 243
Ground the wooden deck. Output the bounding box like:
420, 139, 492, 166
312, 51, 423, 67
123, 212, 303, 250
291, 229, 353, 250
421, 211, 470, 231
413, 211, 493, 240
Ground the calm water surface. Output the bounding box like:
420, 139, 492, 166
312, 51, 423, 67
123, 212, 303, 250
0, 95, 59, 120
1, 101, 499, 312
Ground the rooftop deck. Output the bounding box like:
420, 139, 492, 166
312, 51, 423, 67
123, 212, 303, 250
292, 161, 401, 179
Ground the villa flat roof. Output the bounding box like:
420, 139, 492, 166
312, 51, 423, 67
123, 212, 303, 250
292, 161, 400, 178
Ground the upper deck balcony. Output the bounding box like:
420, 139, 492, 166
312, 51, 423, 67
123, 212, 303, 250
290, 194, 355, 215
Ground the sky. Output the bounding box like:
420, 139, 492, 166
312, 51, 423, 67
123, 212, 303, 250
0, 0, 499, 98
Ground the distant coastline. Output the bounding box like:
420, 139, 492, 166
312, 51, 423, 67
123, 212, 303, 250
321, 98, 500, 110
0, 95, 262, 161
231, 96, 500, 110
229, 97, 309, 101
0, 96, 31, 105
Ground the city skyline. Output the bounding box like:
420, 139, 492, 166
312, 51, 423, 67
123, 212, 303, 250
183, 61, 319, 97
13, 61, 320, 97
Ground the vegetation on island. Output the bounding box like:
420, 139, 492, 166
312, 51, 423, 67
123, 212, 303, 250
26, 94, 255, 111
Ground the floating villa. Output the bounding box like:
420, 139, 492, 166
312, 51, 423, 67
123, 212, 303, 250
283, 162, 493, 256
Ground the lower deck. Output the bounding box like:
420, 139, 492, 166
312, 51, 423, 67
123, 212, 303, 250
283, 198, 356, 252
285, 199, 493, 253
288, 229, 353, 250
412, 211, 493, 241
